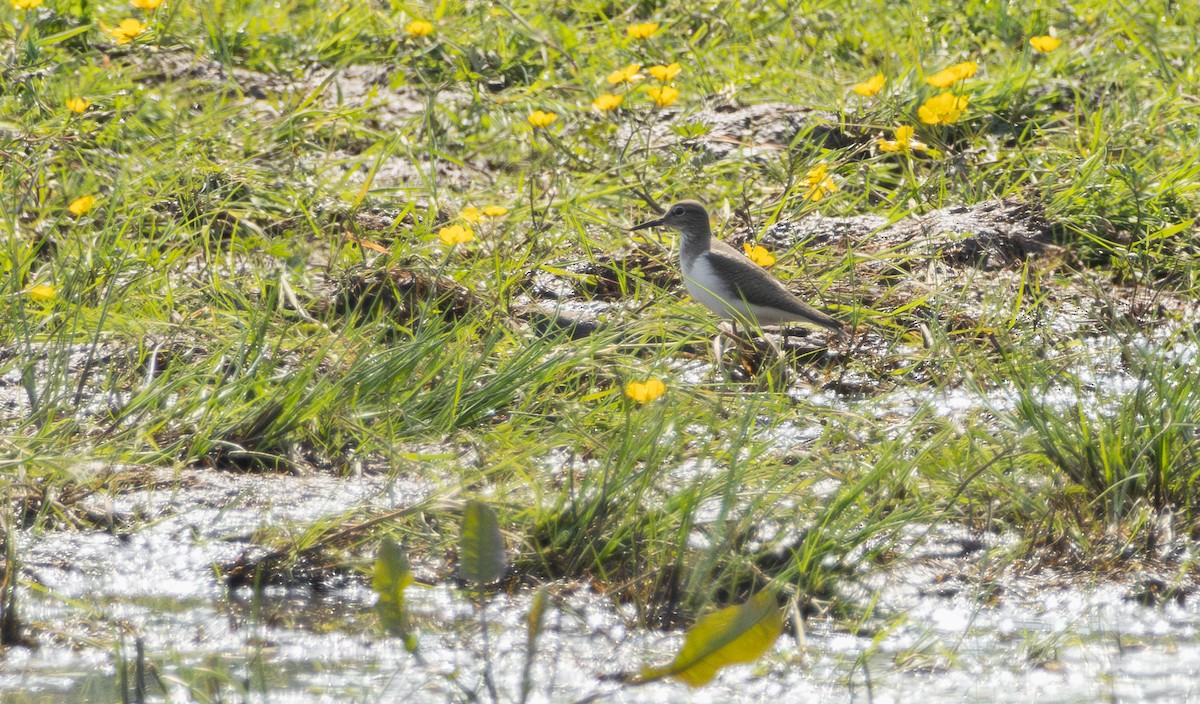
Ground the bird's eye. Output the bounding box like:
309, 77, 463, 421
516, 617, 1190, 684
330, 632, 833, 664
672, 207, 684, 216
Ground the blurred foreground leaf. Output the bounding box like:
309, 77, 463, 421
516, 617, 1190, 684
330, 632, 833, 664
372, 538, 417, 652
641, 589, 784, 687
459, 500, 508, 585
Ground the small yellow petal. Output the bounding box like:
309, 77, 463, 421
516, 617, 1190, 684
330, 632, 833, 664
438, 224, 474, 245
742, 243, 776, 268
925, 61, 977, 87
606, 63, 643, 84
647, 63, 681, 82
1030, 35, 1062, 53
852, 73, 885, 97
627, 22, 659, 40
66, 97, 90, 114
645, 85, 679, 107
130, 0, 163, 10
591, 93, 624, 111
405, 20, 434, 37
917, 92, 968, 125
528, 110, 557, 128
27, 284, 56, 302
460, 206, 482, 223
11, 0, 44, 10
482, 206, 508, 217
108, 18, 147, 44
625, 378, 665, 403
68, 195, 97, 216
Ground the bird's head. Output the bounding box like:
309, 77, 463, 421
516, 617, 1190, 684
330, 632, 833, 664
630, 200, 712, 237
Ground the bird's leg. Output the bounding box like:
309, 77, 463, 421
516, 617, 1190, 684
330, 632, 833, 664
711, 332, 726, 377
761, 326, 786, 367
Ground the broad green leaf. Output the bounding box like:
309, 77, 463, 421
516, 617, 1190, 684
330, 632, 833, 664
459, 501, 508, 585
643, 589, 784, 687
372, 538, 416, 651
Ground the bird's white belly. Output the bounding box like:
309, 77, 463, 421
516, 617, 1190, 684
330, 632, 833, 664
683, 258, 754, 321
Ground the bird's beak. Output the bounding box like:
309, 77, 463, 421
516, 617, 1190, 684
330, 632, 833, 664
629, 217, 665, 232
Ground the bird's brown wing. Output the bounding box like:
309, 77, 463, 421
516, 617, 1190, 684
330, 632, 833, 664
705, 244, 842, 330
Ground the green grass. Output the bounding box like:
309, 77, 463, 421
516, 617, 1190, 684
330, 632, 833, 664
2, 0, 1200, 668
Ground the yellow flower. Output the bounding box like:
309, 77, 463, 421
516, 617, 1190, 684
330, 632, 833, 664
647, 63, 681, 82
852, 73, 885, 97
11, 0, 43, 9
925, 61, 977, 88
68, 195, 97, 216
645, 85, 679, 107
66, 97, 91, 114
918, 91, 968, 125
27, 284, 56, 302
1030, 35, 1061, 53
405, 20, 434, 37
438, 224, 473, 246
743, 243, 776, 268
107, 18, 147, 44
527, 110, 557, 128
460, 206, 483, 223
877, 125, 928, 153
483, 205, 508, 217
627, 22, 658, 40
592, 93, 624, 111
606, 63, 643, 85
130, 0, 163, 10
801, 164, 838, 202
625, 378, 665, 403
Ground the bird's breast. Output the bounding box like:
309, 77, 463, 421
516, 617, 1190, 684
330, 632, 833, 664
682, 255, 749, 319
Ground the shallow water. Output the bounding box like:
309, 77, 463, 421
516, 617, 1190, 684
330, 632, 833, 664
5, 332, 1200, 702
5, 464, 1200, 703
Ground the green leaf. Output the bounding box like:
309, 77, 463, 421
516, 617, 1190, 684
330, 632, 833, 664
36, 25, 91, 47
372, 538, 417, 651
458, 500, 508, 585
643, 589, 784, 688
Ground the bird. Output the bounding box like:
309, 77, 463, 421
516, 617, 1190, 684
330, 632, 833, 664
630, 200, 842, 333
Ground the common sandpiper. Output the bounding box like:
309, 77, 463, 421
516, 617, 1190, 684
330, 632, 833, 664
631, 200, 842, 334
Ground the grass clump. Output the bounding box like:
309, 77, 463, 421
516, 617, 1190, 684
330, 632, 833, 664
1009, 332, 1200, 550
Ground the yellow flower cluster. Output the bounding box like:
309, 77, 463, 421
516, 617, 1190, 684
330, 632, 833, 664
593, 51, 681, 111
66, 97, 90, 114
11, 0, 43, 9
130, 0, 164, 10
645, 61, 681, 107
625, 378, 665, 403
